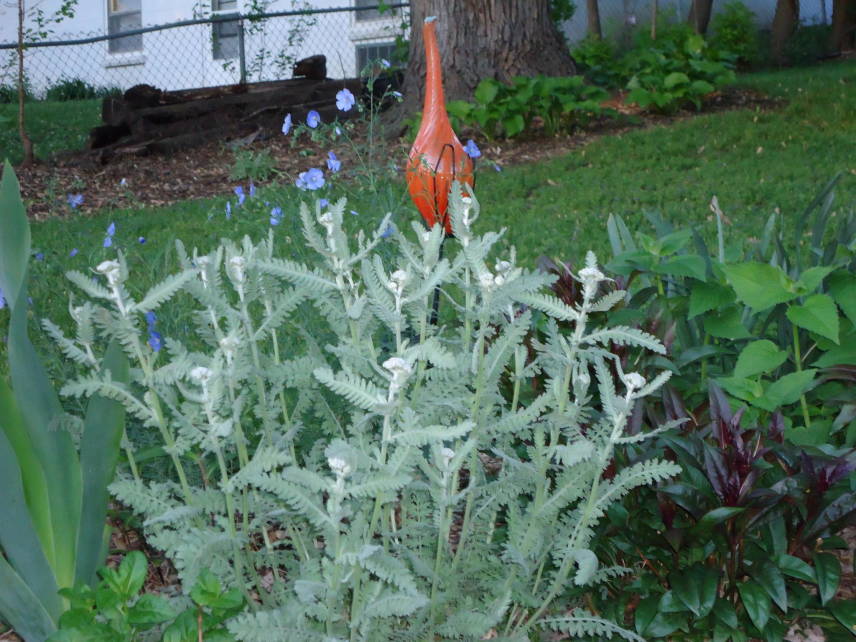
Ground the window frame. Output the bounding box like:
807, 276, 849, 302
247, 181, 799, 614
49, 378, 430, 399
106, 0, 143, 54
211, 0, 241, 61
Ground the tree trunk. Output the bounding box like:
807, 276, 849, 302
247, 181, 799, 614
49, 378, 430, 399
587, 0, 603, 39
771, 0, 800, 63
17, 0, 34, 166
687, 0, 715, 34
831, 0, 856, 52
391, 0, 577, 134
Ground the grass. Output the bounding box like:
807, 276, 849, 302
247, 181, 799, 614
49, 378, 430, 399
2, 60, 855, 366
0, 98, 101, 164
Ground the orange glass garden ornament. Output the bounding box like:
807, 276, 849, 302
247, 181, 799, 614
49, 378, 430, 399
407, 17, 475, 235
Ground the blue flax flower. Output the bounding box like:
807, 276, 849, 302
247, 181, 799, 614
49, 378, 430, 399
250, 180, 256, 197
68, 193, 83, 209
226, 202, 232, 220
103, 222, 116, 248
0, 286, 5, 310
379, 222, 393, 238
270, 206, 283, 226
235, 186, 245, 207
381, 59, 390, 68
35, 252, 44, 262
297, 168, 325, 191
393, 91, 402, 98
282, 113, 292, 135
146, 311, 157, 331
148, 331, 163, 352
464, 139, 481, 159
327, 151, 341, 173
69, 248, 78, 257
139, 237, 146, 245
306, 110, 321, 128
319, 199, 329, 208
336, 89, 355, 112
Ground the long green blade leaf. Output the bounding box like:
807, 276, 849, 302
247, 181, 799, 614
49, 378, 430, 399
0, 161, 31, 311
8, 283, 82, 592
0, 429, 62, 622
0, 555, 57, 642
0, 376, 54, 568
75, 340, 129, 587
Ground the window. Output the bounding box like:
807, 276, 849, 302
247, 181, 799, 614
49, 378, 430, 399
212, 0, 240, 60
355, 0, 397, 22
355, 42, 396, 75
107, 0, 142, 53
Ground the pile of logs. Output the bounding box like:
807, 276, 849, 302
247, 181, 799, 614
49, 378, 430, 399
86, 55, 360, 162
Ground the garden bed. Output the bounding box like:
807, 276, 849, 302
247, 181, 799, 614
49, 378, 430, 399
12, 85, 778, 220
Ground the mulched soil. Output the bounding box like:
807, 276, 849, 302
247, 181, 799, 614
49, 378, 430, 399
13, 87, 780, 221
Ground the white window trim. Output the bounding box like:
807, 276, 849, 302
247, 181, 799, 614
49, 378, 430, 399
103, 51, 146, 67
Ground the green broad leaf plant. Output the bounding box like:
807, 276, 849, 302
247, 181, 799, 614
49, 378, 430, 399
0, 161, 131, 642
48, 183, 680, 641
538, 173, 856, 641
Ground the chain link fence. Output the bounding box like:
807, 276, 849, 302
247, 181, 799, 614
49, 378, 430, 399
0, 0, 832, 101
0, 3, 410, 98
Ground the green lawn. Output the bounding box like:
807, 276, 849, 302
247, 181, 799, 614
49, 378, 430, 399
3, 60, 855, 364
0, 99, 101, 164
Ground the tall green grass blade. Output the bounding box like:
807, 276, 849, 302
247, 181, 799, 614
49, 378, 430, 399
0, 555, 57, 642
0, 377, 54, 569
0, 161, 31, 312
0, 429, 62, 623
75, 340, 129, 587
8, 284, 82, 592
795, 172, 841, 271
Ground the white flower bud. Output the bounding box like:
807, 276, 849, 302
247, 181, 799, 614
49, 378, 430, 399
386, 269, 408, 299
328, 456, 352, 478
422, 230, 432, 244
478, 271, 496, 292
96, 260, 122, 287
196, 256, 210, 288
219, 333, 241, 365
495, 260, 511, 276
229, 256, 246, 284
190, 366, 213, 385
441, 447, 455, 468
383, 356, 412, 379
578, 266, 605, 285
623, 373, 646, 391
319, 212, 335, 237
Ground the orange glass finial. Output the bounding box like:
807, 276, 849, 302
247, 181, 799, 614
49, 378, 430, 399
406, 17, 474, 236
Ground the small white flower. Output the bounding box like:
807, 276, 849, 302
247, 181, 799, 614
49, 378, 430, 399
328, 456, 353, 478
383, 356, 412, 378
229, 256, 247, 284
623, 373, 647, 391
190, 366, 213, 384
96, 260, 122, 287
578, 266, 605, 285
495, 260, 512, 276
478, 271, 496, 291
386, 269, 408, 298
441, 447, 455, 468
421, 230, 432, 244
319, 212, 335, 236
219, 333, 241, 365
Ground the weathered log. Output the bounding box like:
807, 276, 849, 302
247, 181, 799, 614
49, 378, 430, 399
293, 55, 327, 80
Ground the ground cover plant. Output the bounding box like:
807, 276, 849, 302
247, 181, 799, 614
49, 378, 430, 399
538, 174, 856, 639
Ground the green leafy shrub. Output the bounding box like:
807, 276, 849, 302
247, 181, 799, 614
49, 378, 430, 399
0, 82, 34, 104
44, 78, 121, 102
710, 1, 760, 67
0, 162, 130, 642
48, 557, 242, 642
624, 33, 737, 113
230, 149, 277, 183
47, 183, 680, 641
416, 75, 611, 140
572, 36, 625, 89
785, 22, 832, 65
538, 174, 856, 640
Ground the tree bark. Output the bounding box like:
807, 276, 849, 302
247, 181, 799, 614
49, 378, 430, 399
587, 0, 603, 39
771, 0, 800, 62
18, 0, 34, 166
831, 0, 856, 53
391, 0, 577, 134
687, 0, 715, 34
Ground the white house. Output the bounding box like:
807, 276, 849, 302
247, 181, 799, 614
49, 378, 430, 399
0, 0, 408, 95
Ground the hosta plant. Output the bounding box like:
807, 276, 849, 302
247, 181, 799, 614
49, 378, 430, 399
53, 183, 680, 641
0, 162, 130, 642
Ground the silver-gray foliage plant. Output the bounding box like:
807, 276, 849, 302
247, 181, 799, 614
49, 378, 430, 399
55, 184, 680, 641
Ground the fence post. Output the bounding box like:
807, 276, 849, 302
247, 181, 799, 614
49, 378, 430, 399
238, 17, 246, 84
